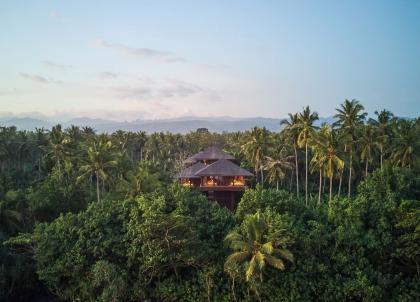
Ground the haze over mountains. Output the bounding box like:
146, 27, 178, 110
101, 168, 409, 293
0, 113, 334, 133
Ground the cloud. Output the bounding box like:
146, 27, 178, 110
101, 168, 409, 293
114, 87, 153, 99
95, 39, 186, 64
19, 72, 62, 84
42, 60, 72, 70
20, 73, 49, 83
113, 79, 220, 104
98, 71, 118, 80
159, 79, 203, 98
115, 83, 202, 101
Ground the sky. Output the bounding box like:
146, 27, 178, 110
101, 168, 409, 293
1, 0, 420, 121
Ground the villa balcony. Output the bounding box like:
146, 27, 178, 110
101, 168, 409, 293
199, 185, 247, 192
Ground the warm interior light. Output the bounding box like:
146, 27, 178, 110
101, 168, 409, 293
182, 179, 193, 186
201, 176, 245, 187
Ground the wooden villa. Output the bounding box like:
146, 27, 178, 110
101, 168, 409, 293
177, 146, 253, 210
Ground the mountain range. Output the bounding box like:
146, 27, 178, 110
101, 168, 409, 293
0, 114, 335, 133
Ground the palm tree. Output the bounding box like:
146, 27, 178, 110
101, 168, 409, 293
311, 125, 344, 203
224, 213, 293, 288
369, 109, 395, 170
34, 127, 48, 179
241, 127, 270, 187
310, 125, 328, 204
391, 120, 419, 169
281, 113, 301, 197
133, 131, 147, 161
295, 106, 319, 205
122, 161, 161, 198
45, 124, 69, 175
264, 149, 294, 191
334, 99, 366, 198
81, 126, 96, 137
77, 138, 117, 203
66, 125, 82, 143
359, 124, 377, 177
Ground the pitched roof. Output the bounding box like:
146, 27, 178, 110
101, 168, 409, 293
177, 161, 206, 178
195, 159, 253, 177
184, 146, 236, 163
198, 146, 236, 160
183, 156, 197, 164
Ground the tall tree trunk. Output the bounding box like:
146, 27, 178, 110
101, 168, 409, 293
305, 142, 308, 206
318, 169, 322, 205
96, 174, 100, 203
380, 145, 383, 170
365, 160, 369, 178
294, 145, 299, 197
276, 179, 279, 191
338, 170, 342, 197
260, 166, 264, 188
338, 144, 346, 196
329, 175, 333, 204
348, 147, 352, 198
231, 278, 237, 302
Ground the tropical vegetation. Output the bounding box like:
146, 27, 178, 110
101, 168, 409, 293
1, 100, 419, 301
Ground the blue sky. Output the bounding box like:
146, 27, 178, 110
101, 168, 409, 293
1, 0, 419, 120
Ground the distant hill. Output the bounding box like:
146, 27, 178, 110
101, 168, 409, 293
0, 117, 53, 130
0, 114, 335, 133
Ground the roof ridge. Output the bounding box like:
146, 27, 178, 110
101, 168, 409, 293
195, 158, 253, 177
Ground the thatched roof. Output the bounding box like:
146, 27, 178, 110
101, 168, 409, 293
177, 162, 206, 178
195, 159, 253, 177
184, 146, 236, 164
183, 157, 197, 164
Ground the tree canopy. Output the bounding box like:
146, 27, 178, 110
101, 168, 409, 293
1, 102, 419, 301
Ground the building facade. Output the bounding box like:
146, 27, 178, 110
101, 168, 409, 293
177, 146, 253, 210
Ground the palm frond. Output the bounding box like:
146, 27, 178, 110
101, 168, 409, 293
273, 248, 294, 263
225, 251, 250, 268
264, 254, 285, 270
246, 256, 258, 281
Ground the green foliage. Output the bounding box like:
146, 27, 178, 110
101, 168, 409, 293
7, 187, 234, 301
30, 199, 134, 301
224, 212, 294, 292
1, 104, 419, 301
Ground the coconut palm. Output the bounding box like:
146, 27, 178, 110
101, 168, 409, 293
295, 106, 319, 205
241, 127, 270, 186
281, 113, 301, 197
224, 213, 293, 285
334, 99, 366, 198
369, 109, 395, 170
391, 120, 419, 169
77, 137, 117, 203
45, 124, 69, 175
66, 125, 82, 143
310, 125, 329, 204
34, 127, 48, 179
359, 123, 377, 177
311, 125, 344, 203
122, 161, 162, 198
264, 149, 294, 191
